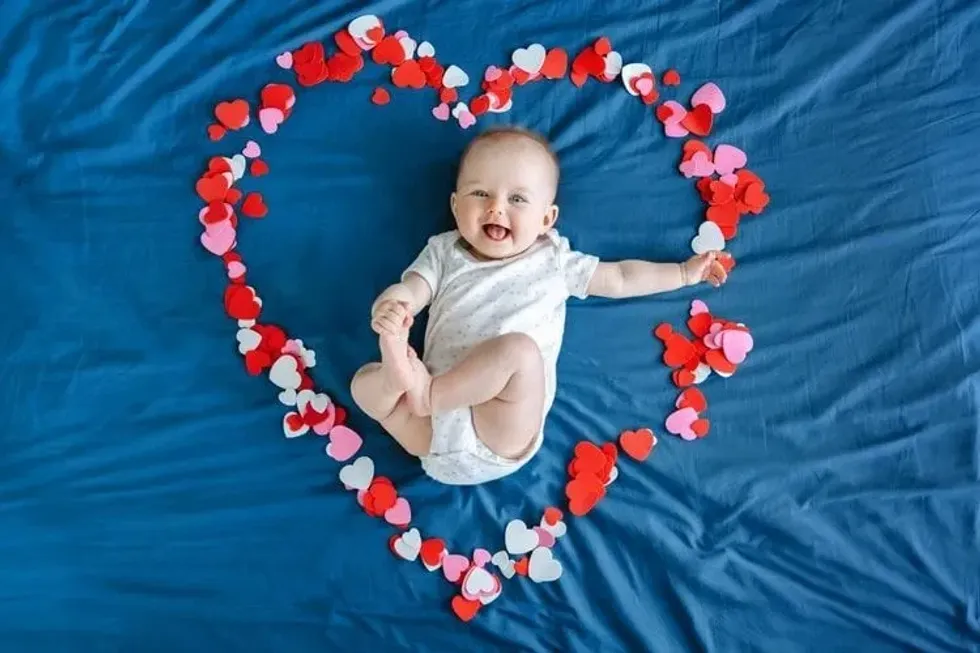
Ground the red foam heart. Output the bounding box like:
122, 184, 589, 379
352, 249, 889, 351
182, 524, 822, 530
566, 472, 606, 517
655, 104, 675, 123
244, 349, 272, 376
543, 507, 563, 525
682, 139, 712, 162
207, 124, 226, 141
451, 595, 481, 622
677, 387, 707, 413
717, 253, 736, 273
570, 442, 608, 478
687, 313, 713, 338
250, 160, 269, 177
620, 428, 656, 461
662, 69, 681, 86
366, 25, 385, 43
195, 174, 231, 203
439, 87, 457, 104
241, 193, 268, 218
224, 285, 261, 320
706, 202, 740, 228
368, 482, 398, 514
742, 183, 770, 213
296, 59, 330, 87
334, 30, 361, 57
371, 87, 391, 106
672, 368, 695, 388
420, 538, 446, 567
572, 47, 604, 77
215, 99, 250, 130
293, 42, 324, 66
540, 48, 568, 79
705, 348, 737, 374
225, 187, 243, 206
392, 60, 426, 89
681, 104, 713, 136
327, 51, 363, 83
661, 332, 697, 368
201, 201, 230, 225
513, 557, 529, 576
593, 37, 612, 56
691, 419, 710, 438
570, 70, 588, 87
371, 36, 406, 66
261, 83, 295, 113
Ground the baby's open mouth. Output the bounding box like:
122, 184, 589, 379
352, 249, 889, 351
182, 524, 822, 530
483, 224, 511, 241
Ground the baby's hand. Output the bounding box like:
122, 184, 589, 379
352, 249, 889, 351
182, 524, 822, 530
684, 252, 728, 288
371, 300, 413, 337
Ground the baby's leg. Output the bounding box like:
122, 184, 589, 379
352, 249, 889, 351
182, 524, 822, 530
350, 333, 432, 457
410, 333, 545, 459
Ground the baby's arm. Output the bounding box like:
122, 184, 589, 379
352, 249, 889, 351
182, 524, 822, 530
587, 252, 727, 299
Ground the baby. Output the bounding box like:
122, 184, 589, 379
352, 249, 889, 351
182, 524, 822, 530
351, 126, 727, 485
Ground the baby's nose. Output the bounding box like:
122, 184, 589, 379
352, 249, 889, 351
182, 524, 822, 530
486, 197, 506, 215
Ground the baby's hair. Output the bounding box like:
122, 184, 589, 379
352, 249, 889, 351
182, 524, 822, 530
457, 125, 560, 189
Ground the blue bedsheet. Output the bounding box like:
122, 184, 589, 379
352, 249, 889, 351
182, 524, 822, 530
1, 0, 978, 650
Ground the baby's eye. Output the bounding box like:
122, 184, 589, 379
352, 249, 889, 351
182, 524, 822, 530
509, 194, 528, 204
471, 190, 489, 197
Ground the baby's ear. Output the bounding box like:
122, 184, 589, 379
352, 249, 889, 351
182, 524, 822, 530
543, 204, 559, 230
450, 192, 458, 219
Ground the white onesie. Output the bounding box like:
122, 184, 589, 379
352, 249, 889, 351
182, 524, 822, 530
402, 229, 599, 485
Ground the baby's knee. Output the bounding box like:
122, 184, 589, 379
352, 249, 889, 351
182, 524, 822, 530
350, 362, 381, 407
499, 332, 543, 368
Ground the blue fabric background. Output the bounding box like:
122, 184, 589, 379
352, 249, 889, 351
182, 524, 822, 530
1, 0, 978, 650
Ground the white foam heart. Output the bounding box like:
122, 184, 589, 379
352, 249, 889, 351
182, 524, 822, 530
238, 319, 256, 328
451, 101, 469, 119
504, 519, 539, 555
393, 528, 421, 561
278, 388, 297, 406
604, 466, 619, 486
693, 363, 712, 384
230, 154, 246, 181
269, 355, 301, 390
339, 456, 374, 491
511, 43, 546, 74
603, 51, 623, 79
417, 41, 435, 58
691, 221, 726, 255
620, 63, 652, 96
442, 65, 469, 88
348, 14, 381, 43
479, 585, 503, 605
399, 36, 417, 60
539, 516, 567, 539
462, 566, 498, 599
488, 97, 513, 114
491, 550, 515, 580
528, 547, 563, 583
236, 328, 261, 355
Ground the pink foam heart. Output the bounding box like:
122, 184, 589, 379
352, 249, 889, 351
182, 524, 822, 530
325, 425, 362, 461
457, 110, 476, 129
393, 29, 409, 39
484, 65, 503, 82
719, 173, 739, 187
713, 144, 747, 176
384, 497, 412, 527
259, 107, 284, 134
691, 82, 726, 113
635, 76, 654, 96
665, 406, 699, 441
311, 406, 336, 435
532, 526, 556, 548
679, 151, 715, 178
442, 554, 470, 582
200, 223, 236, 256
431, 103, 450, 121
275, 51, 293, 69
719, 329, 753, 364
242, 140, 261, 158
226, 261, 247, 279
472, 549, 492, 567
356, 489, 366, 506
690, 300, 709, 316
197, 202, 231, 227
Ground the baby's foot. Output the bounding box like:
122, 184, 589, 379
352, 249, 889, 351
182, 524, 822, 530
378, 331, 416, 396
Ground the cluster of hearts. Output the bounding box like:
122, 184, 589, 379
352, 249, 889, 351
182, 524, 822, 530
195, 12, 768, 622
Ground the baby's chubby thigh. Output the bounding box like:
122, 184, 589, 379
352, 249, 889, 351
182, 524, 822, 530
470, 332, 546, 460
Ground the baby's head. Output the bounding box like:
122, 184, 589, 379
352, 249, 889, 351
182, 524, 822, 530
451, 126, 560, 259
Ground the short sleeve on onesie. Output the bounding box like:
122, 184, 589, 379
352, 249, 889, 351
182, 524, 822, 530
555, 235, 600, 299
401, 234, 448, 295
